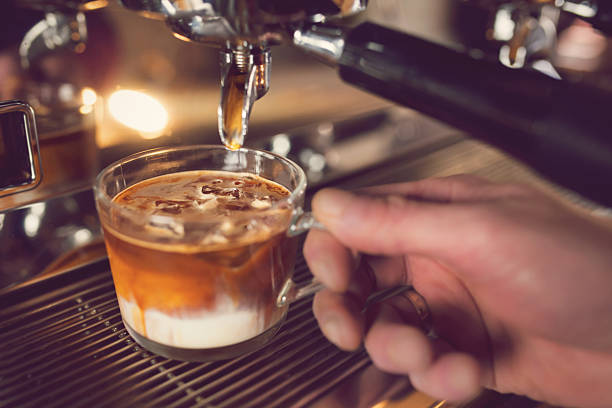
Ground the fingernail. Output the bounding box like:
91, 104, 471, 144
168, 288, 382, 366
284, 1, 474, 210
449, 364, 473, 393
312, 189, 354, 223
308, 257, 334, 287
446, 355, 480, 400
322, 318, 343, 345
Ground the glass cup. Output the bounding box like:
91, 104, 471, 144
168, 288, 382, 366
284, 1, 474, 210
94, 145, 320, 361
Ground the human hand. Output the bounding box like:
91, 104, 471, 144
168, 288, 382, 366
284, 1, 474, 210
304, 175, 612, 407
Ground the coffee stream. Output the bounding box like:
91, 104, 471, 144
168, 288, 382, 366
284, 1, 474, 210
220, 65, 248, 151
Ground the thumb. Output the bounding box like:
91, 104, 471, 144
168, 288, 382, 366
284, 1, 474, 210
312, 188, 478, 260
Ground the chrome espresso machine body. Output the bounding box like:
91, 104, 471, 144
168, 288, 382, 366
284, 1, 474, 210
87, 0, 612, 206
106, 0, 612, 207
3, 0, 612, 206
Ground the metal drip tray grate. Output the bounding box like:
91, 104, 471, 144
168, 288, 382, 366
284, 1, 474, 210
0, 257, 372, 408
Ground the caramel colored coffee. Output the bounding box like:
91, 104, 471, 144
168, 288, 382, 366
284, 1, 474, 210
102, 170, 297, 350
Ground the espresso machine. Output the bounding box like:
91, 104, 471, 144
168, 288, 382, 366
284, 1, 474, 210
3, 0, 612, 208
122, 0, 612, 206
1, 1, 612, 407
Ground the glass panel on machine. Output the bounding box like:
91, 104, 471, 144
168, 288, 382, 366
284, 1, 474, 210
0, 108, 38, 194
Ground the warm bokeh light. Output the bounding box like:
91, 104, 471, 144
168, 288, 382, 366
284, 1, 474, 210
81, 87, 97, 106
79, 87, 97, 114
79, 105, 93, 115
108, 89, 169, 136
81, 0, 108, 11
82, 0, 109, 11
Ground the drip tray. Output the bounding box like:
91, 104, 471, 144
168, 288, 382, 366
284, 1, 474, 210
0, 257, 387, 408
0, 255, 541, 408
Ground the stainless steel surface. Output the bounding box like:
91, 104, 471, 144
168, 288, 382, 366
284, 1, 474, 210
19, 10, 87, 70
0, 187, 101, 290
2, 0, 605, 207
0, 258, 380, 408
0, 98, 99, 212
119, 0, 367, 47
293, 25, 346, 65
0, 100, 42, 198
463, 0, 597, 18
117, 0, 367, 150
1, 2, 100, 211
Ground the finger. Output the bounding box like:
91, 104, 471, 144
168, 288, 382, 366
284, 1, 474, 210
304, 228, 357, 292
345, 255, 412, 305
362, 254, 410, 291
364, 296, 434, 374
312, 188, 477, 259
362, 287, 482, 402
313, 289, 365, 351
305, 229, 409, 296
409, 255, 493, 366
366, 323, 433, 374
363, 292, 463, 379
359, 175, 495, 203
409, 352, 482, 403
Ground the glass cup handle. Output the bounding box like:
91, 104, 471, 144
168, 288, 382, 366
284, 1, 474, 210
278, 209, 326, 307
287, 208, 325, 237
276, 278, 325, 307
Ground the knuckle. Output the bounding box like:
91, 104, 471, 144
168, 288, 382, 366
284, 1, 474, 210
495, 182, 539, 198
442, 174, 488, 185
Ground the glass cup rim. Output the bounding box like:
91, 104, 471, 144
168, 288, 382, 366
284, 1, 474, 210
94, 144, 307, 226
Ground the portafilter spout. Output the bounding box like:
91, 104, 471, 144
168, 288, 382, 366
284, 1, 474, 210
218, 45, 270, 150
